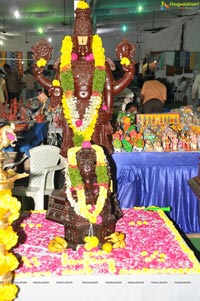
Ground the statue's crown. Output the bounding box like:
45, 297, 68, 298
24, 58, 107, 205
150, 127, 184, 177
73, 1, 93, 36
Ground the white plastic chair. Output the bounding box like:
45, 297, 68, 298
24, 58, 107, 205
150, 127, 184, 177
12, 145, 65, 210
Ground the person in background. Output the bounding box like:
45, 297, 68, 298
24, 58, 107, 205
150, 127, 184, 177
192, 70, 200, 107
176, 76, 188, 103
177, 76, 187, 93
140, 72, 167, 113
137, 73, 144, 89
24, 68, 36, 99
3, 63, 21, 102
125, 101, 138, 114
114, 87, 134, 112
0, 69, 8, 103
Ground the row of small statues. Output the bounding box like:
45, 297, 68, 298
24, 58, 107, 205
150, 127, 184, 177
0, 98, 46, 123
112, 126, 200, 152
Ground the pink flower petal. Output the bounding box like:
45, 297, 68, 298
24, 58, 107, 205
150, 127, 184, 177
75, 119, 82, 127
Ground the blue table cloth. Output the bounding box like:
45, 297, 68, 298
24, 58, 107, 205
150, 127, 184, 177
4, 122, 48, 156
111, 152, 200, 233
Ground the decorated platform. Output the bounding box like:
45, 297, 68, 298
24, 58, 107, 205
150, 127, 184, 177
13, 208, 200, 277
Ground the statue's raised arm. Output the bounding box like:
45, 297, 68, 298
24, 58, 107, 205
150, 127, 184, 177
31, 40, 63, 108
114, 39, 136, 94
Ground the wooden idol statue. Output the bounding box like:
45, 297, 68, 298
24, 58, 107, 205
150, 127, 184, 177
31, 0, 135, 248
31, 2, 135, 157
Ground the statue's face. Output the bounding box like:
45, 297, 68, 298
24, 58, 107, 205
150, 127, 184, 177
74, 36, 92, 57
79, 160, 96, 178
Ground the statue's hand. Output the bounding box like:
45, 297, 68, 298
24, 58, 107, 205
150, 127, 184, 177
48, 86, 63, 107
33, 64, 44, 76
121, 61, 135, 74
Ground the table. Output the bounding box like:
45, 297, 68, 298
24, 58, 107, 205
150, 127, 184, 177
4, 122, 49, 156
111, 152, 200, 234
13, 209, 200, 301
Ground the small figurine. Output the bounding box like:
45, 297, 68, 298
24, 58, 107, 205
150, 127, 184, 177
162, 132, 167, 150
190, 133, 198, 151
144, 139, 153, 152
134, 132, 144, 151
112, 132, 122, 152
122, 116, 131, 133
19, 106, 30, 121
153, 139, 163, 152
164, 136, 170, 152
185, 134, 191, 151
122, 134, 133, 152
0, 123, 16, 150
129, 128, 137, 145
180, 133, 187, 150
171, 133, 178, 151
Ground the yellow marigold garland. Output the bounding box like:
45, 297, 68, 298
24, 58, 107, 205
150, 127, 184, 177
120, 57, 131, 66
92, 35, 105, 67
0, 226, 18, 251
0, 253, 19, 275
36, 58, 47, 68
52, 79, 60, 87
59, 2, 110, 240
0, 188, 20, 301
77, 1, 89, 9
60, 34, 106, 144
0, 284, 18, 301
0, 191, 21, 224
60, 36, 73, 70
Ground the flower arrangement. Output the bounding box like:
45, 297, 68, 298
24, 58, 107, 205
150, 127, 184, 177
58, 0, 111, 246
65, 143, 109, 224
0, 191, 21, 224
77, 1, 89, 9
0, 226, 18, 251
52, 79, 61, 87
36, 58, 47, 68
60, 34, 106, 145
0, 284, 18, 301
0, 189, 20, 301
120, 57, 131, 66
58, 1, 112, 242
0, 253, 19, 275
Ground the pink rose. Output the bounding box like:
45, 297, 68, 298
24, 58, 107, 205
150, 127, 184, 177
82, 141, 92, 148
75, 119, 82, 127
85, 53, 94, 61
88, 205, 96, 213
102, 104, 108, 111
96, 215, 102, 224
71, 53, 78, 61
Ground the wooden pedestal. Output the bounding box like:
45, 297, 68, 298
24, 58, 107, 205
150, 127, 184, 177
46, 190, 119, 249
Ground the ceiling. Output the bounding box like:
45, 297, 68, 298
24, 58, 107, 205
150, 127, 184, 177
0, 0, 199, 41
0, 0, 200, 63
